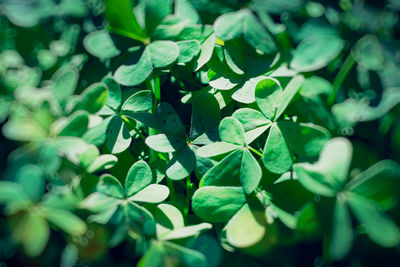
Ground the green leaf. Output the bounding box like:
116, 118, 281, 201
192, 186, 246, 223
76, 83, 108, 114
15, 213, 49, 257
232, 108, 271, 144
125, 160, 153, 197
155, 203, 185, 231
308, 137, 352, 190
145, 0, 173, 37
104, 0, 147, 41
294, 164, 336, 197
166, 146, 196, 180
329, 198, 353, 260
58, 112, 89, 137
97, 174, 124, 199
102, 77, 122, 111
43, 208, 87, 236
114, 47, 153, 86
240, 149, 262, 194
175, 0, 201, 24
346, 160, 400, 210
51, 66, 78, 106
121, 90, 153, 113
263, 124, 292, 174
15, 164, 45, 201
352, 35, 384, 71
154, 102, 185, 136
0, 181, 28, 204
214, 9, 276, 54
275, 75, 304, 119
177, 40, 201, 63
148, 41, 180, 68
190, 92, 220, 140
348, 193, 400, 247
219, 117, 245, 146
231, 76, 267, 104
290, 35, 344, 72
145, 134, 186, 153
128, 184, 169, 203
106, 115, 131, 154
87, 154, 118, 173
194, 33, 216, 71
80, 192, 119, 213
83, 30, 121, 59
255, 78, 283, 121
160, 223, 212, 241
2, 119, 47, 142
277, 121, 330, 158
225, 204, 266, 248
196, 141, 241, 158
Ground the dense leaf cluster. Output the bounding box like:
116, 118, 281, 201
1, 0, 400, 266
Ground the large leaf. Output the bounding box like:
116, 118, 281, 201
105, 115, 131, 154
83, 30, 121, 59
218, 117, 246, 146
255, 78, 283, 121
192, 186, 246, 223
145, 134, 186, 153
128, 184, 169, 203
75, 83, 108, 114
144, 0, 173, 37
166, 146, 196, 180
97, 174, 124, 199
121, 90, 153, 113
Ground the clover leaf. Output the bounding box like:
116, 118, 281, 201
294, 138, 400, 260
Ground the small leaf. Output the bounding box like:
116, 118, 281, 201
58, 112, 89, 137
83, 30, 121, 59
106, 115, 131, 154
219, 117, 245, 146
225, 204, 266, 248
161, 223, 212, 241
145, 134, 186, 153
240, 149, 262, 194
147, 41, 179, 68
15, 164, 45, 201
190, 92, 220, 140
177, 40, 201, 63
196, 141, 241, 158
294, 164, 337, 197
290, 35, 344, 72
76, 83, 108, 114
129, 184, 169, 203
145, 0, 173, 37
275, 75, 304, 119
166, 146, 196, 180
102, 76, 122, 111
121, 90, 153, 113
125, 160, 153, 197
97, 174, 124, 199
263, 124, 292, 174
87, 154, 118, 173
329, 198, 353, 260
194, 33, 216, 71
43, 208, 87, 236
51, 66, 78, 106
255, 78, 283, 121
192, 186, 246, 223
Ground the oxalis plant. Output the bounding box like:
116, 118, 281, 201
1, 0, 400, 266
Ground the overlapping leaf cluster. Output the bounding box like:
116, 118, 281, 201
1, 0, 400, 266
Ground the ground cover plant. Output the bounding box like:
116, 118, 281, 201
1, 0, 400, 266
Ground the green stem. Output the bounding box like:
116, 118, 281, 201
184, 177, 193, 216
248, 146, 263, 158
120, 114, 146, 141
166, 178, 176, 202
327, 53, 356, 106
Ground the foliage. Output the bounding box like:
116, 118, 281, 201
1, 0, 400, 266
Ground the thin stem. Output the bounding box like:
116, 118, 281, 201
248, 146, 263, 158
184, 177, 193, 216
166, 178, 176, 202
327, 53, 356, 106
120, 114, 146, 141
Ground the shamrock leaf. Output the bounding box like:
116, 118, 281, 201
294, 138, 400, 260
